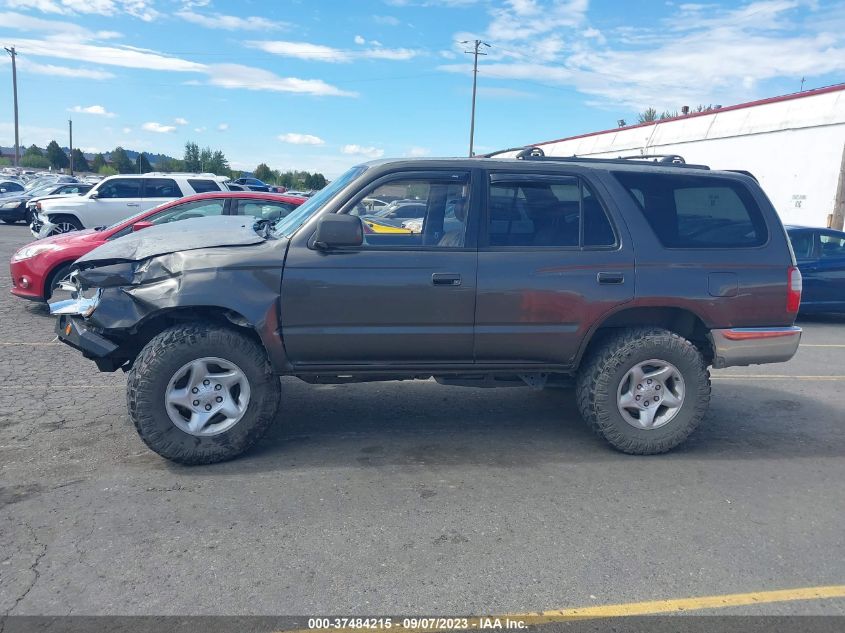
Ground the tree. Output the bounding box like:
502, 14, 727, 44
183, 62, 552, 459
98, 165, 118, 176
254, 163, 273, 183
183, 142, 200, 172
138, 152, 153, 173
206, 149, 229, 175
23, 144, 43, 159
110, 146, 133, 174
91, 153, 107, 172
46, 140, 69, 170
21, 154, 50, 169
71, 148, 89, 172
637, 107, 658, 123
155, 157, 185, 172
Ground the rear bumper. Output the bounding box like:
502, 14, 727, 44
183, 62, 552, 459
710, 326, 802, 368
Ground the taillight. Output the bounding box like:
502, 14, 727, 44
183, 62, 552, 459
787, 266, 802, 314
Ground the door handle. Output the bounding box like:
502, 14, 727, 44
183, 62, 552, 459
432, 273, 462, 286
597, 271, 624, 284
127, 203, 139, 207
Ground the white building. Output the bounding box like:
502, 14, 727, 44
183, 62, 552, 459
502, 83, 845, 229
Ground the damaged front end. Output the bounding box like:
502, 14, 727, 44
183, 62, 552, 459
51, 215, 290, 373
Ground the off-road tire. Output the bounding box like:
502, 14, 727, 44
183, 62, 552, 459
576, 327, 711, 455
127, 323, 281, 465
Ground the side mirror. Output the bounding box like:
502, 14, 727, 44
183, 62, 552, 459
313, 214, 363, 249
132, 220, 154, 232
89, 192, 99, 199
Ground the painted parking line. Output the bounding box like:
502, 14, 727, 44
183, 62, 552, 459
800, 344, 845, 347
5, 384, 122, 389
280, 585, 845, 633
712, 375, 845, 380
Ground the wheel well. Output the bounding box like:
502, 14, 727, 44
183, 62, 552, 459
579, 307, 713, 367
119, 307, 262, 368
43, 260, 75, 300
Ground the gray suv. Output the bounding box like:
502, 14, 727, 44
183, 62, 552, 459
52, 152, 803, 464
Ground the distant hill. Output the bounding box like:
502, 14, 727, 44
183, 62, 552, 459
1, 145, 179, 165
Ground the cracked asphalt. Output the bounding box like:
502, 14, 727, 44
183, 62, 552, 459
1, 223, 844, 617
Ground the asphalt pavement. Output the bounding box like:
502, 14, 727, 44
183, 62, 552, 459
1, 223, 843, 617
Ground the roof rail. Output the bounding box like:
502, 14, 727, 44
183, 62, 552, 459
488, 146, 709, 170
619, 154, 687, 164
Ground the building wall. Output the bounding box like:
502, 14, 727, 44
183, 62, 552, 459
504, 86, 845, 228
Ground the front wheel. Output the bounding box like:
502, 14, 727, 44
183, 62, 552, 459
127, 323, 282, 464
576, 328, 711, 455
48, 214, 83, 236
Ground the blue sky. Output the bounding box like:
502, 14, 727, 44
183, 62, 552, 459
2, 0, 845, 176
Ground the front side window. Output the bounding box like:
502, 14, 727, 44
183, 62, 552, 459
107, 199, 226, 240
144, 178, 181, 198
96, 178, 142, 199
349, 175, 470, 248
235, 199, 296, 221
487, 176, 615, 248
189, 179, 222, 193
614, 172, 767, 248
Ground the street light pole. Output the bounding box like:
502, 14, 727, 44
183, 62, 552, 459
462, 39, 490, 157
68, 119, 73, 175
4, 46, 20, 167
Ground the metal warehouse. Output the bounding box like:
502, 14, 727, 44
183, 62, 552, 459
505, 83, 845, 229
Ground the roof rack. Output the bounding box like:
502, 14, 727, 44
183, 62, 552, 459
480, 146, 710, 170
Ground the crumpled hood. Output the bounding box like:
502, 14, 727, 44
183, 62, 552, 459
76, 215, 266, 265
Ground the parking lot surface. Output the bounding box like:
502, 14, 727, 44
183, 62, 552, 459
1, 223, 843, 616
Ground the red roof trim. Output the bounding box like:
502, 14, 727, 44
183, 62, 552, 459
530, 82, 845, 148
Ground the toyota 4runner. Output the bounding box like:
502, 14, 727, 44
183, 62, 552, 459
51, 152, 803, 464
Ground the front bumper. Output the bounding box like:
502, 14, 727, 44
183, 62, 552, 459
55, 314, 119, 360
710, 326, 802, 368
31, 213, 56, 239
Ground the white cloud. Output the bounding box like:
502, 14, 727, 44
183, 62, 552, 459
407, 146, 430, 157
278, 132, 325, 145
142, 121, 177, 133
174, 117, 189, 125
354, 35, 366, 45
17, 58, 115, 80
6, 0, 160, 21
176, 10, 288, 31
245, 40, 421, 63
341, 144, 384, 159
0, 11, 122, 41
217, 123, 229, 131
207, 63, 357, 97
122, 127, 132, 133
194, 126, 207, 132
68, 104, 116, 117
373, 14, 401, 26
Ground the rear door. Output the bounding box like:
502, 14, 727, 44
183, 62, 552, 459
474, 170, 634, 366
142, 177, 182, 212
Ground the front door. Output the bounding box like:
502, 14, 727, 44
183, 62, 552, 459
474, 171, 634, 366
282, 170, 478, 366
88, 177, 144, 226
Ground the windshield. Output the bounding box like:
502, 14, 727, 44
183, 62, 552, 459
271, 165, 367, 238
29, 183, 59, 197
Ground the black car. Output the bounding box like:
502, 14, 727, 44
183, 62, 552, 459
787, 225, 845, 314
0, 182, 92, 225
0, 180, 25, 197
53, 151, 802, 464
234, 177, 271, 192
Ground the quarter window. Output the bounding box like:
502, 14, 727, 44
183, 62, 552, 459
487, 176, 615, 248
348, 175, 470, 248
235, 199, 297, 221
614, 172, 767, 248
144, 178, 181, 198
189, 179, 222, 193
96, 178, 142, 199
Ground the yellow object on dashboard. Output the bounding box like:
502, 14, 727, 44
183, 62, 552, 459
364, 220, 413, 234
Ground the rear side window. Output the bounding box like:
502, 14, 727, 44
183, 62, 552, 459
144, 178, 180, 198
613, 172, 767, 248
819, 233, 845, 259
487, 176, 616, 248
188, 179, 222, 193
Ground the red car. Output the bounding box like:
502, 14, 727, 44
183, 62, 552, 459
10, 191, 305, 302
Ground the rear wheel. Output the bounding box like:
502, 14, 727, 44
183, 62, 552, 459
576, 327, 711, 454
48, 214, 83, 236
127, 323, 281, 465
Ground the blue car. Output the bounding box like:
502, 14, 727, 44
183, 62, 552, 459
787, 225, 845, 314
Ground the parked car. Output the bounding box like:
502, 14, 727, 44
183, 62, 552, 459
31, 173, 233, 237
234, 177, 271, 192
0, 180, 25, 196
1, 182, 92, 225
11, 191, 305, 303
52, 153, 802, 464
787, 225, 845, 314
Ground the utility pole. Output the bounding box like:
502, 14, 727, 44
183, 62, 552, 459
4, 46, 20, 167
68, 119, 73, 175
832, 143, 845, 231
462, 39, 490, 157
